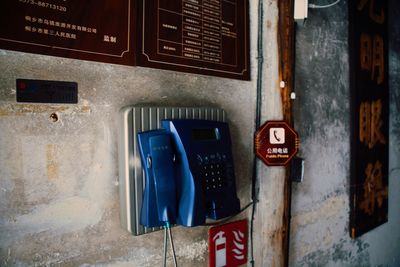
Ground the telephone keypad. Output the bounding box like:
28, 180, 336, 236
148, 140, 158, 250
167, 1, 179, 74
197, 155, 230, 192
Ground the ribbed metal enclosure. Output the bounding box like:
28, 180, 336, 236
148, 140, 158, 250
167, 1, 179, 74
118, 106, 226, 235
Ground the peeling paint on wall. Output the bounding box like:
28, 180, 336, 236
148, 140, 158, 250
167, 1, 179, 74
46, 144, 59, 180
297, 238, 372, 267
0, 128, 115, 246
102, 239, 208, 267
176, 239, 208, 261
291, 196, 346, 231
0, 103, 91, 116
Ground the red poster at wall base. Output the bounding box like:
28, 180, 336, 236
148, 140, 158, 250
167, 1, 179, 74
208, 220, 248, 267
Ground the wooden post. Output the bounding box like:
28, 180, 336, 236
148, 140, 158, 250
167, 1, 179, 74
278, 0, 295, 266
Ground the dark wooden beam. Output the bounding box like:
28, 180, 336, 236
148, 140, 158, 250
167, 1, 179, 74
278, 0, 296, 266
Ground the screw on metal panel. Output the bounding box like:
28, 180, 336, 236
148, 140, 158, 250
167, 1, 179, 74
50, 113, 58, 122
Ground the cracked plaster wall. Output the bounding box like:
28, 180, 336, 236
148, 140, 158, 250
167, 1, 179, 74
0, 56, 256, 266
0, 0, 281, 266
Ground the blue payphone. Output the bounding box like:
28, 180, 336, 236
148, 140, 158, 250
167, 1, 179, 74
137, 119, 240, 228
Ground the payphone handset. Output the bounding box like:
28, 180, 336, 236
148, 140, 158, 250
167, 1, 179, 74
137, 129, 177, 227
137, 119, 240, 228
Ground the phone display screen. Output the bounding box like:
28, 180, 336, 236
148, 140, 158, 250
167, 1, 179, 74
192, 128, 220, 141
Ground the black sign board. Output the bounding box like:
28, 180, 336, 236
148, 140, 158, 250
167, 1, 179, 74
0, 0, 249, 80
349, 0, 389, 238
0, 0, 136, 65
16, 79, 78, 104
136, 0, 250, 80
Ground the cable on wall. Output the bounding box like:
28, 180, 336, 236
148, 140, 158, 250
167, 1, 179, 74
163, 222, 178, 267
249, 0, 264, 266
309, 0, 341, 9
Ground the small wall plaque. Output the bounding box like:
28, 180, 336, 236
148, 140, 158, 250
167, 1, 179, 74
16, 79, 78, 104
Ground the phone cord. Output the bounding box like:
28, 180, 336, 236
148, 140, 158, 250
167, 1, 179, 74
163, 226, 168, 267
163, 222, 178, 267
168, 225, 178, 267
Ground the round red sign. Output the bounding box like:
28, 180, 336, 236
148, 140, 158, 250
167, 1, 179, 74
255, 121, 299, 166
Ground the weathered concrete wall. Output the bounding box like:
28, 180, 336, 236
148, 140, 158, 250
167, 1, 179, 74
1, 0, 399, 266
0, 57, 255, 266
290, 0, 400, 266
0, 0, 283, 266
0, 55, 259, 266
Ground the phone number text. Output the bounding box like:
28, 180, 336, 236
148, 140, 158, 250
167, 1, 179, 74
18, 0, 67, 12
